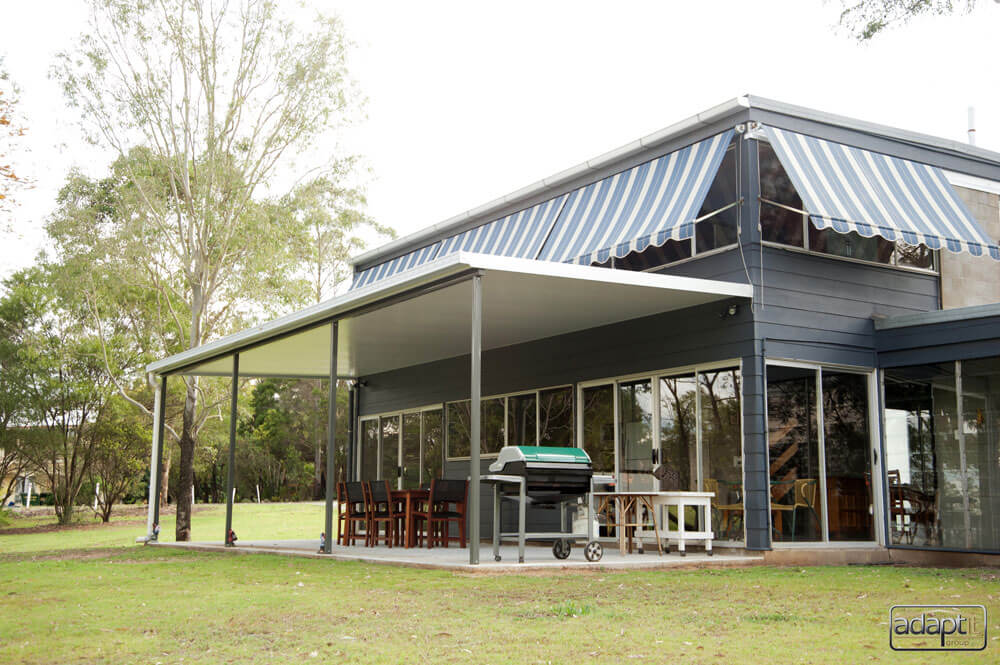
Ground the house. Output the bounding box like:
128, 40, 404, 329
145, 96, 1000, 565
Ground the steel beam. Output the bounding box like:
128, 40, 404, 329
224, 354, 239, 546
324, 322, 339, 554
469, 274, 482, 565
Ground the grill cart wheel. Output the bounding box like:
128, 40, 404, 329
584, 541, 603, 562
495, 554, 502, 562
552, 539, 572, 559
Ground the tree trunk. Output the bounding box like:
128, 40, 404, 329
175, 379, 197, 541
160, 451, 171, 508
58, 497, 74, 525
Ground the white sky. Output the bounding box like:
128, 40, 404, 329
2, 0, 1000, 278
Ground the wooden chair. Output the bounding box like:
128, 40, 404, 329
340, 481, 368, 546
365, 480, 403, 547
414, 479, 468, 548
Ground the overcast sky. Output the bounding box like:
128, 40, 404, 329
3, 1, 1000, 278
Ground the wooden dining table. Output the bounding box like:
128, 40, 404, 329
391, 488, 430, 548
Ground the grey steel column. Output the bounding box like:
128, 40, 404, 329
324, 322, 339, 554
469, 274, 482, 565
152, 375, 167, 533
224, 354, 239, 546
346, 384, 356, 482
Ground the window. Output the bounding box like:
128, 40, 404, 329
361, 419, 379, 481
380, 415, 399, 483
579, 364, 744, 542
699, 369, 743, 527
597, 139, 739, 273
539, 387, 574, 446
401, 413, 420, 489
445, 397, 505, 458
695, 143, 739, 253
446, 387, 575, 458
659, 374, 697, 491
766, 364, 874, 543
884, 359, 1000, 552
421, 410, 443, 483
582, 384, 616, 475
360, 408, 443, 485
759, 141, 937, 271
618, 379, 654, 492
507, 393, 537, 446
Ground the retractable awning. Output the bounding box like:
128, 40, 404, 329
351, 242, 441, 288
536, 130, 734, 265
437, 195, 568, 260
762, 125, 1000, 259
148, 252, 752, 379
351, 130, 736, 288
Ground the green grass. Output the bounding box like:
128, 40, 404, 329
0, 502, 327, 554
1, 505, 998, 664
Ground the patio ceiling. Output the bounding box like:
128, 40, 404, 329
147, 253, 752, 379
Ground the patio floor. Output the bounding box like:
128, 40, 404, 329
151, 539, 763, 572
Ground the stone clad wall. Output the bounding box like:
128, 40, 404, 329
941, 186, 1000, 309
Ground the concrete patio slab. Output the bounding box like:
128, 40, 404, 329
151, 539, 764, 573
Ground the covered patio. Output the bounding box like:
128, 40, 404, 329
144, 252, 752, 566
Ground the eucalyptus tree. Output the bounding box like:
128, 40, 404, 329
52, 0, 370, 540
0, 55, 32, 223
0, 267, 118, 524
838, 0, 977, 40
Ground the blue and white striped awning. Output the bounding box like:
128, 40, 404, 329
536, 130, 734, 265
763, 126, 1000, 260
438, 194, 568, 259
351, 242, 441, 289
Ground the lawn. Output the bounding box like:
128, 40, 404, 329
1, 505, 998, 664
0, 502, 327, 554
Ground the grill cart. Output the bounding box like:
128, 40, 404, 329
481, 445, 604, 563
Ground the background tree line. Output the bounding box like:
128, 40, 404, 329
1, 0, 390, 531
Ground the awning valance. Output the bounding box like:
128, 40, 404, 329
536, 130, 734, 265
762, 125, 1000, 260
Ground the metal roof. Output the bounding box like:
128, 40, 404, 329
147, 252, 753, 378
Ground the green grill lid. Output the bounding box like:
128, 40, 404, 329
512, 446, 591, 464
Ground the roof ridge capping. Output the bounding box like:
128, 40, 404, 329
350, 95, 751, 270
745, 95, 1000, 164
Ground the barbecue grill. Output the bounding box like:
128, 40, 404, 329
482, 445, 604, 563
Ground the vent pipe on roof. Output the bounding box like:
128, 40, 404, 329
968, 106, 977, 146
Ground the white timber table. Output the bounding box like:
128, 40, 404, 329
593, 490, 715, 556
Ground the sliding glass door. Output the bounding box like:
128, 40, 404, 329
359, 408, 444, 487
618, 379, 655, 491
766, 363, 876, 543
579, 363, 745, 543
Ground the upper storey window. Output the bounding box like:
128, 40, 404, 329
758, 142, 936, 271
603, 139, 740, 271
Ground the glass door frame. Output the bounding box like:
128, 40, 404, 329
765, 358, 885, 547
576, 358, 747, 545
358, 403, 444, 488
